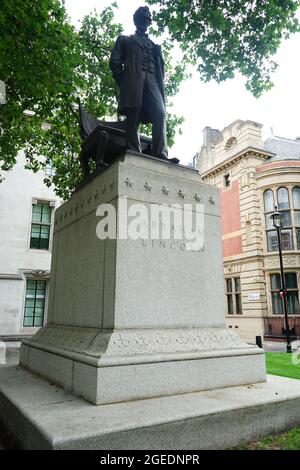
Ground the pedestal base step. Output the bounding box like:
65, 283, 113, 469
19, 327, 266, 404
1, 364, 300, 450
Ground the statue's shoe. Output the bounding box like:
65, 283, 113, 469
158, 155, 180, 164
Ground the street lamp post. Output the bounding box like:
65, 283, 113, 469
270, 207, 292, 353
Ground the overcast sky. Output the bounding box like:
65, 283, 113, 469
65, 0, 300, 164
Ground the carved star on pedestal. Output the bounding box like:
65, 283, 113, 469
194, 193, 202, 202
144, 182, 152, 191
125, 178, 134, 188
161, 186, 170, 195
178, 189, 185, 199
209, 196, 216, 205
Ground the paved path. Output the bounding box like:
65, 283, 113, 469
262, 341, 287, 352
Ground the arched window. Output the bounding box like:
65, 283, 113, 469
264, 190, 277, 248
293, 187, 300, 249
225, 137, 237, 150
277, 187, 289, 209
264, 189, 274, 213
276, 187, 293, 250
265, 188, 293, 252
292, 187, 300, 209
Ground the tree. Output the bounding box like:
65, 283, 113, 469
147, 0, 300, 97
0, 1, 186, 199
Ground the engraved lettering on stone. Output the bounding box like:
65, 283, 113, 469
32, 327, 247, 358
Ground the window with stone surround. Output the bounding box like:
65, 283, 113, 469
23, 279, 47, 326
270, 273, 300, 315
30, 201, 52, 250
225, 277, 242, 315
264, 186, 300, 252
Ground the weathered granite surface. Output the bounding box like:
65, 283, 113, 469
1, 364, 300, 449
20, 152, 266, 404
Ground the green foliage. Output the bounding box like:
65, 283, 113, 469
0, 1, 185, 199
147, 0, 300, 97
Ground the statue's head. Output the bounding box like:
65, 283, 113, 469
133, 6, 152, 34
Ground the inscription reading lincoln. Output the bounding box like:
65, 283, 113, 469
140, 239, 205, 252
96, 197, 205, 250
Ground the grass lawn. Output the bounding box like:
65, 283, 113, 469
238, 428, 300, 450
265, 352, 300, 380
237, 351, 300, 450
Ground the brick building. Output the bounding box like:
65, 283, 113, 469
196, 120, 300, 341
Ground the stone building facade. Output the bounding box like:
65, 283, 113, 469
0, 152, 61, 343
196, 120, 300, 341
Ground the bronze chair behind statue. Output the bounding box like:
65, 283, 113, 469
76, 99, 152, 177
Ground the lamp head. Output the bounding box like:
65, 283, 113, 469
270, 206, 283, 229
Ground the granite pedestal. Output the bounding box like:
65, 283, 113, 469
19, 152, 266, 404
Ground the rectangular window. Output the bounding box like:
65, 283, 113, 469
226, 279, 233, 315
224, 174, 231, 188
266, 229, 293, 252
30, 202, 52, 250
296, 228, 300, 250
267, 230, 279, 252
270, 273, 300, 315
295, 210, 300, 250
235, 277, 242, 315
225, 277, 242, 315
294, 210, 300, 226
280, 229, 294, 250
23, 280, 46, 327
